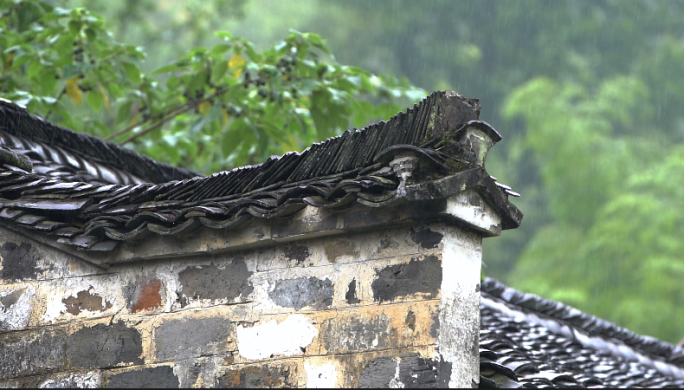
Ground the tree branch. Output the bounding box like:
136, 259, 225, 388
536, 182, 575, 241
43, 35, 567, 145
117, 86, 230, 146
105, 102, 187, 141
44, 87, 66, 121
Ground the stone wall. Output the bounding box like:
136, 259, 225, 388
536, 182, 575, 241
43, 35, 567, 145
0, 218, 482, 387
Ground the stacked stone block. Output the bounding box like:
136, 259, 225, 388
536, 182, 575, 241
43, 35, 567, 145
0, 215, 481, 387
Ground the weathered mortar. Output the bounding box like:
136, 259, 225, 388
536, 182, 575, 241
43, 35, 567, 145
0, 189, 495, 387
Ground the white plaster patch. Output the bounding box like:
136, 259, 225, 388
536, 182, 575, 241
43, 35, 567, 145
440, 225, 481, 388
0, 286, 35, 331
446, 190, 501, 235
237, 315, 317, 360
249, 278, 279, 311
41, 277, 122, 323
305, 362, 338, 388
38, 371, 101, 388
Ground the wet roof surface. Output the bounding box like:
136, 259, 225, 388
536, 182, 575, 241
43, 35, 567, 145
480, 278, 684, 388
0, 99, 199, 184
0, 92, 520, 252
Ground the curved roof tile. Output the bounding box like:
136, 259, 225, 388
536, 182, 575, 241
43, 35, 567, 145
0, 92, 520, 252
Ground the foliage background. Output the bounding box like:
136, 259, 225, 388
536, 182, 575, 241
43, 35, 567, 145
3, 0, 684, 344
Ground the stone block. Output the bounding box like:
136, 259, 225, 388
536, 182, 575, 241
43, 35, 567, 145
0, 241, 38, 281
269, 276, 333, 310
322, 313, 391, 354
154, 316, 234, 362
177, 258, 253, 307
231, 302, 438, 363
66, 321, 143, 369
0, 285, 34, 331
359, 355, 450, 388
218, 362, 300, 388
371, 254, 442, 303
319, 303, 440, 355
173, 357, 221, 388
0, 329, 66, 379
104, 365, 179, 388
319, 346, 439, 387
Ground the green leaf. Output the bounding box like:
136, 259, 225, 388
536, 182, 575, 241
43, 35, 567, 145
209, 43, 232, 55
53, 6, 69, 15
86, 89, 103, 111
54, 35, 76, 65
211, 59, 228, 84
39, 72, 58, 94
214, 30, 234, 40
11, 53, 31, 68
122, 62, 142, 83
116, 100, 133, 123
14, 95, 33, 106
68, 20, 80, 34
62, 64, 81, 79
27, 61, 44, 80
166, 75, 180, 89
152, 63, 181, 75
221, 127, 239, 157
307, 33, 330, 54
41, 96, 57, 105
108, 83, 122, 99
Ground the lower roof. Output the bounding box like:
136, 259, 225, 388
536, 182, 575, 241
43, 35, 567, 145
480, 278, 684, 388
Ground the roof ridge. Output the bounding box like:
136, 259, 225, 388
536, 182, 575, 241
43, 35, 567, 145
0, 91, 517, 253
204, 90, 480, 190
0, 91, 480, 186
481, 277, 684, 368
0, 98, 200, 184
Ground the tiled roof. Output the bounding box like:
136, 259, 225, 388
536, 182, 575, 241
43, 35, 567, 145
480, 278, 684, 388
0, 91, 521, 252
0, 99, 199, 185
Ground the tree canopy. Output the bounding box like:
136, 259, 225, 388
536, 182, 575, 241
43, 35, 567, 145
0, 0, 424, 173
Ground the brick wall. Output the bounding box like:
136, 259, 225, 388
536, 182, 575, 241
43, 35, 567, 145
0, 214, 482, 387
